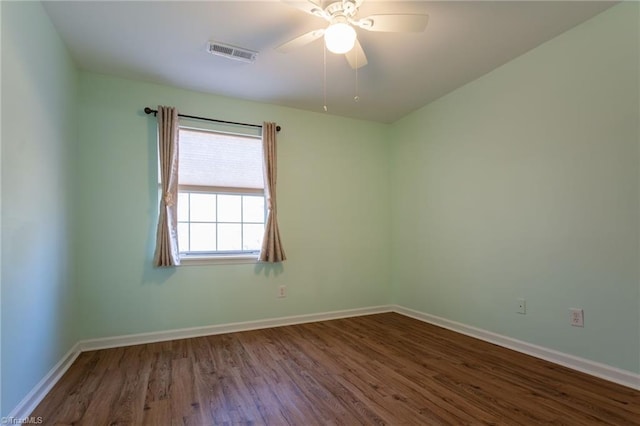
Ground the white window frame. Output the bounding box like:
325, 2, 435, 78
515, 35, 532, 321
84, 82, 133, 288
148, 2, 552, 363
173, 124, 265, 265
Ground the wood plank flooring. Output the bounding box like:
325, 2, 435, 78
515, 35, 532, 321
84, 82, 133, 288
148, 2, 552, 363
31, 313, 640, 425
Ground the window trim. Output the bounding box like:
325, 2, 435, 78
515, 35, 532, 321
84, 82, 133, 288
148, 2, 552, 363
179, 252, 260, 266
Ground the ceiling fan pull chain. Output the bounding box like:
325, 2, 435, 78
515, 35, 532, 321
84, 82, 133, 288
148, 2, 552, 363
323, 43, 328, 112
354, 48, 360, 103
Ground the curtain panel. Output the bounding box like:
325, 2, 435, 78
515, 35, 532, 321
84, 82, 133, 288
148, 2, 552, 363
260, 122, 287, 262
153, 106, 181, 267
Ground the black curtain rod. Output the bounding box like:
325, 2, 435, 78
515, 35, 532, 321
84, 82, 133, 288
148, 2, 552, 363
143, 107, 281, 132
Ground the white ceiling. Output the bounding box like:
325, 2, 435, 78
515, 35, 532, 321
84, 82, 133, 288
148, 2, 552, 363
42, 1, 616, 123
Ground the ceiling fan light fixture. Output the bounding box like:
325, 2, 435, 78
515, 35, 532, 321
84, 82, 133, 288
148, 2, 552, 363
324, 22, 356, 54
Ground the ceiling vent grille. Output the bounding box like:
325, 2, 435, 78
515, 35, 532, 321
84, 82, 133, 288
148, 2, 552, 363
207, 41, 258, 63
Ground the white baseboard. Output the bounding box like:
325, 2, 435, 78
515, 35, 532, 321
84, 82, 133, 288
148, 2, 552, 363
80, 305, 393, 351
7, 342, 81, 420
392, 305, 640, 391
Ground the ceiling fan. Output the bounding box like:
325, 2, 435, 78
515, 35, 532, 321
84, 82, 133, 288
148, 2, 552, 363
276, 0, 429, 69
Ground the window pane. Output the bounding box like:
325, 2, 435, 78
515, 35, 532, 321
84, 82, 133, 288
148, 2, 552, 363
190, 193, 216, 222
190, 223, 216, 251
218, 224, 241, 251
177, 193, 189, 222
218, 194, 241, 222
243, 224, 264, 251
178, 222, 189, 252
243, 196, 265, 223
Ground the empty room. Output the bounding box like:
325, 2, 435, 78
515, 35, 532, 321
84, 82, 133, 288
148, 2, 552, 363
1, 0, 639, 424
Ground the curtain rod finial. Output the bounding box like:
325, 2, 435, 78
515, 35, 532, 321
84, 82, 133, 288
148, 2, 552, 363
276, 125, 281, 132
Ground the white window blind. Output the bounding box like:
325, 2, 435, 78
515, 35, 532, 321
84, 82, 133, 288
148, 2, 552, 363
178, 128, 264, 192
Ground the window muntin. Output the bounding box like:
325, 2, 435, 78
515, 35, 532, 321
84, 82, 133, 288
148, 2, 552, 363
177, 191, 265, 255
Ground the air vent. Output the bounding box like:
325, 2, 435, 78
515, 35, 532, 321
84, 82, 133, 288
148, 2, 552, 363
206, 41, 258, 63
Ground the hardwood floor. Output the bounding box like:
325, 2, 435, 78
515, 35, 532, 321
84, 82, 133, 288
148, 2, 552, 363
32, 313, 640, 425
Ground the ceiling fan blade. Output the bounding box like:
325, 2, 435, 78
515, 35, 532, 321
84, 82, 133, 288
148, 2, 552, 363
281, 0, 329, 20
276, 29, 325, 53
354, 14, 429, 33
345, 39, 368, 69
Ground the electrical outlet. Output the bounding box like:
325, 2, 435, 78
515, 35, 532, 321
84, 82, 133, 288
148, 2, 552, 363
517, 298, 526, 314
278, 285, 287, 298
570, 308, 584, 327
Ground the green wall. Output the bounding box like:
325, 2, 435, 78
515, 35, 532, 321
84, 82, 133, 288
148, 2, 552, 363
390, 3, 639, 373
2, 0, 639, 417
74, 74, 390, 339
1, 1, 79, 415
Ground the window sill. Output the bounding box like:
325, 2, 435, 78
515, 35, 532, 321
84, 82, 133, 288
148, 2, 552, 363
179, 254, 259, 266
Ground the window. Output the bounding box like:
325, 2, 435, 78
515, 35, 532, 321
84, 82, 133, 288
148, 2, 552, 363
175, 126, 265, 262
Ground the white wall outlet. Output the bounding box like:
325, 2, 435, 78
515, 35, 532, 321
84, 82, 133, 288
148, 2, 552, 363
570, 308, 584, 327
278, 285, 287, 298
517, 298, 526, 314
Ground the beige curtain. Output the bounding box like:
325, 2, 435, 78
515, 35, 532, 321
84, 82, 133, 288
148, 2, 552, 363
260, 122, 286, 262
153, 106, 181, 267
